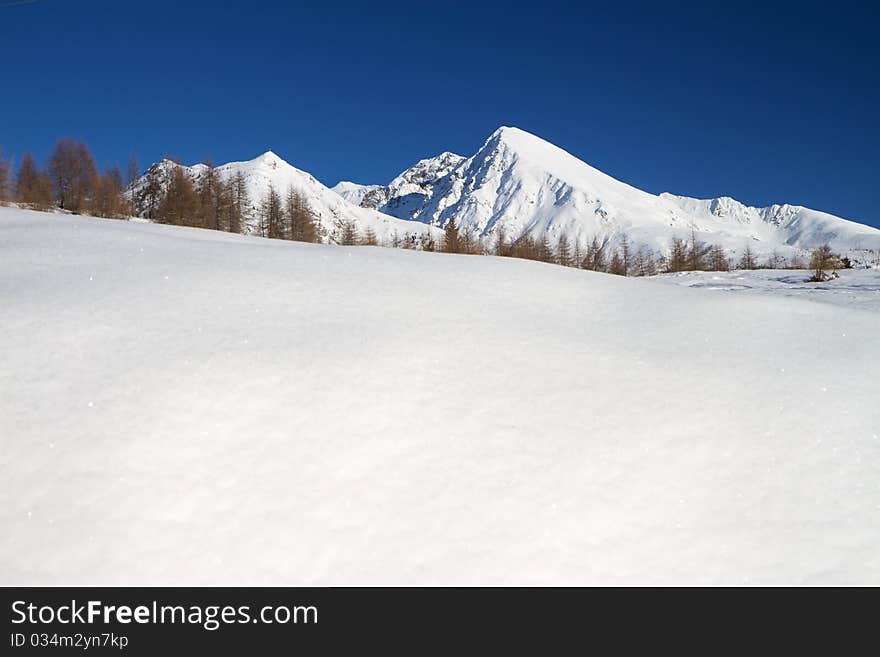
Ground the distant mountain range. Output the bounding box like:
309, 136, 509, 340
133, 127, 880, 261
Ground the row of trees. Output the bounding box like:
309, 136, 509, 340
432, 221, 846, 277
0, 140, 134, 218
0, 142, 856, 279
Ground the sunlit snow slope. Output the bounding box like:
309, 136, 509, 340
2, 207, 879, 585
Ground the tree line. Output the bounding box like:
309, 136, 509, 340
0, 140, 859, 279
0, 139, 133, 218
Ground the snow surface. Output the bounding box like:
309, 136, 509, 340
652, 268, 880, 313
2, 206, 879, 585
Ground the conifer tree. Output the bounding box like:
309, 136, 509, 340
608, 250, 626, 276
687, 229, 711, 271
809, 244, 841, 282
286, 187, 319, 242
16, 153, 53, 210
619, 234, 631, 275
494, 227, 510, 257
227, 171, 249, 234
338, 219, 359, 245
708, 244, 729, 271
260, 183, 284, 238
156, 166, 199, 225
442, 218, 460, 253
0, 148, 10, 204
738, 243, 757, 270
197, 163, 221, 230
582, 236, 607, 271
666, 237, 688, 272
48, 138, 98, 213
90, 166, 126, 218
556, 233, 572, 267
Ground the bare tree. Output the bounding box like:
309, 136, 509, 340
809, 244, 841, 282
285, 187, 319, 242
556, 233, 572, 267
227, 171, 249, 234
16, 153, 53, 210
738, 243, 757, 270
156, 166, 199, 225
582, 236, 607, 271
708, 244, 729, 271
48, 138, 98, 213
0, 147, 11, 204
337, 219, 359, 245
90, 165, 127, 218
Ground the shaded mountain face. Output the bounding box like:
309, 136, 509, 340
344, 126, 880, 262
130, 152, 438, 244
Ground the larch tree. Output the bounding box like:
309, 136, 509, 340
0, 148, 11, 204
48, 138, 98, 213
285, 187, 319, 242
494, 227, 510, 257
156, 166, 199, 226
556, 233, 572, 267
90, 166, 127, 218
808, 244, 841, 282
582, 236, 607, 271
16, 153, 53, 210
360, 227, 379, 246
260, 183, 284, 238
608, 250, 626, 276
196, 163, 222, 230
619, 234, 631, 275
227, 171, 249, 234
708, 244, 730, 271
442, 218, 460, 254
738, 243, 757, 270
687, 229, 711, 271
338, 219, 359, 245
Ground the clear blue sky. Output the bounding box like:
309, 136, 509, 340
2, 0, 878, 227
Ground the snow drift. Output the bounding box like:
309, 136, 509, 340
1, 206, 879, 585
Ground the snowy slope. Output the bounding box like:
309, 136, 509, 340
331, 181, 382, 207
651, 268, 880, 313
360, 152, 466, 219
131, 152, 439, 244
349, 127, 880, 262
2, 206, 879, 585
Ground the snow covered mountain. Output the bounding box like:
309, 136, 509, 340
346, 126, 880, 262
131, 152, 438, 244
334, 152, 466, 219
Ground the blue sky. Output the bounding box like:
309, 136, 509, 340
1, 0, 878, 228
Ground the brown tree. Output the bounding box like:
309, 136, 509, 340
48, 138, 98, 213
708, 244, 730, 271
442, 218, 460, 253
337, 219, 359, 245
738, 243, 757, 270
16, 153, 53, 210
259, 183, 284, 238
556, 233, 572, 267
809, 244, 841, 282
360, 227, 379, 246
90, 166, 127, 218
285, 187, 319, 242
0, 148, 11, 204
226, 171, 249, 234
156, 166, 199, 225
